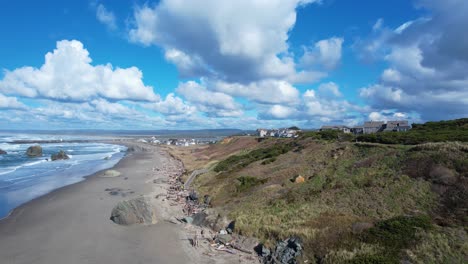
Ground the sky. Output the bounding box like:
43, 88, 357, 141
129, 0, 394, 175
0, 0, 467, 130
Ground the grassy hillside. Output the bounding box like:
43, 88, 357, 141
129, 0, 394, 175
170, 124, 468, 263
357, 118, 468, 144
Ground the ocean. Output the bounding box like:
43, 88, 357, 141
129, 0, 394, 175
0, 133, 126, 218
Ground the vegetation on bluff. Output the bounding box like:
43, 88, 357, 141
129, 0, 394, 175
170, 118, 468, 263
357, 118, 468, 144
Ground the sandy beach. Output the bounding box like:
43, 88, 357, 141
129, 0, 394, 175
0, 143, 196, 264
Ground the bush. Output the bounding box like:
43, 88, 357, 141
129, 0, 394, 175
302, 130, 355, 142
365, 215, 432, 249
236, 176, 268, 192
214, 143, 296, 172
357, 118, 468, 145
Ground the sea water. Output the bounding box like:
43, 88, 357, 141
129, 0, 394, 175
0, 134, 126, 218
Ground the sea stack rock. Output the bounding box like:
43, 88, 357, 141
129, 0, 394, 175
51, 150, 70, 161
0, 149, 6, 155
26, 145, 43, 157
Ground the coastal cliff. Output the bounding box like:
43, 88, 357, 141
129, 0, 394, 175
168, 119, 468, 263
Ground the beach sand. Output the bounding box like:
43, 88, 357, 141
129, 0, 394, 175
0, 143, 196, 264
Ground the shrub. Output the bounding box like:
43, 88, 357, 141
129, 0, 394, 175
214, 143, 296, 172
365, 215, 432, 250
236, 176, 268, 192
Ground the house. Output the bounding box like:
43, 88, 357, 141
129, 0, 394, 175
320, 125, 352, 133
256, 128, 301, 138
256, 129, 268, 138
351, 126, 364, 135
384, 120, 411, 132
363, 121, 385, 134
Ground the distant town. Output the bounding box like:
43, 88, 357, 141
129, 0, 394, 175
256, 120, 411, 138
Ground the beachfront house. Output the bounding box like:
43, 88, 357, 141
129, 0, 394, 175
363, 121, 385, 134
256, 128, 300, 138
256, 129, 268, 138
384, 121, 411, 132
320, 125, 352, 133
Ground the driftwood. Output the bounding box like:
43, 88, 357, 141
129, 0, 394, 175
229, 243, 253, 254
215, 247, 236, 254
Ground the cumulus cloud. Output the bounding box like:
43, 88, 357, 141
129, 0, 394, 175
0, 40, 158, 102
0, 93, 26, 109
96, 4, 117, 30
317, 82, 342, 99
151, 93, 196, 116
128, 0, 322, 82
357, 0, 468, 120
208, 79, 300, 105
176, 81, 243, 117
259, 104, 298, 120
301, 37, 344, 70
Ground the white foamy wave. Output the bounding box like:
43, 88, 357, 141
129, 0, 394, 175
0, 166, 21, 176
23, 160, 47, 167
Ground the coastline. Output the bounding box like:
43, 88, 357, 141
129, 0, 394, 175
0, 141, 127, 221
0, 142, 195, 264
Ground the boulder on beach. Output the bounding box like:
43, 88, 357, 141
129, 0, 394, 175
0, 149, 6, 155
110, 197, 157, 225
26, 145, 43, 157
51, 150, 70, 161
101, 170, 121, 178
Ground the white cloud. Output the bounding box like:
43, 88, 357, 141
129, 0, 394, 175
317, 82, 342, 99
176, 81, 243, 117
128, 0, 322, 82
208, 79, 300, 105
301, 37, 344, 70
151, 93, 196, 116
260, 104, 298, 119
0, 40, 158, 102
96, 4, 117, 31
0, 93, 26, 109
90, 99, 138, 116
357, 1, 468, 120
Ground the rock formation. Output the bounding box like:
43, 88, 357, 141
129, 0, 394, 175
110, 197, 157, 225
51, 150, 70, 161
0, 149, 6, 155
26, 145, 42, 157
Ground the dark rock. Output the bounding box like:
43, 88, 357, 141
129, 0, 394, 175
226, 221, 235, 234
187, 190, 198, 201
51, 150, 70, 161
352, 222, 374, 234
26, 145, 42, 157
0, 149, 6, 155
191, 212, 208, 226
216, 234, 233, 245
110, 197, 157, 225
182, 217, 193, 224
257, 237, 303, 264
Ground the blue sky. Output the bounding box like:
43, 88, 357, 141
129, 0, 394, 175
0, 0, 466, 130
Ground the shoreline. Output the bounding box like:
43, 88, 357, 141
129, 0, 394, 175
0, 142, 195, 264
0, 141, 128, 222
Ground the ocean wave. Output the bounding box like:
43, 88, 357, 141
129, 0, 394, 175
23, 160, 47, 167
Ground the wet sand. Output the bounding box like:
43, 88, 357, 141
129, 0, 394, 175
0, 144, 194, 264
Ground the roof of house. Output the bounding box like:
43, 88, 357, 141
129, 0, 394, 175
364, 121, 385, 128
321, 125, 350, 129
386, 120, 409, 128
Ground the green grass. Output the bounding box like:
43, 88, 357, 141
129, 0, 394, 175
348, 215, 433, 263
192, 133, 468, 263
357, 118, 468, 144
236, 176, 268, 193
214, 142, 297, 172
